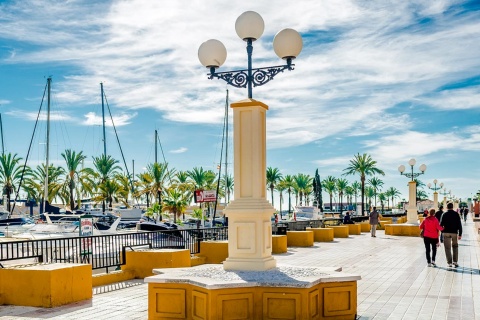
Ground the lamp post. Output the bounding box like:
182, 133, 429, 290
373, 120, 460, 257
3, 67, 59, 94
398, 158, 427, 224
439, 187, 449, 210
198, 11, 302, 271
427, 179, 443, 210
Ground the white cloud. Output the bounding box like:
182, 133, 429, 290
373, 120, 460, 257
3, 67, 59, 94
421, 86, 480, 110
5, 110, 73, 122
170, 147, 187, 154
82, 111, 137, 126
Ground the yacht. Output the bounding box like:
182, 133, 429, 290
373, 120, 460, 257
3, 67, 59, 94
112, 205, 144, 220
12, 213, 121, 239
292, 206, 322, 221
0, 217, 36, 236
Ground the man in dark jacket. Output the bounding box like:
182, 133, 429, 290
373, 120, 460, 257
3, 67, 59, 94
440, 203, 462, 268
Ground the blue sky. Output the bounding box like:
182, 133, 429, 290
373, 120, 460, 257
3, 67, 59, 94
0, 0, 479, 207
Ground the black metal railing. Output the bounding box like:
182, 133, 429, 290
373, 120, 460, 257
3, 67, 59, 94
0, 227, 228, 271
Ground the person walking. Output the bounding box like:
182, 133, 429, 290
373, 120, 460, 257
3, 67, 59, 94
420, 208, 443, 267
435, 205, 444, 243
440, 202, 462, 268
463, 207, 469, 223
369, 207, 380, 237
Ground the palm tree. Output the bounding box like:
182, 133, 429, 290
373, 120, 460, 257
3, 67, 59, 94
266, 167, 282, 207
115, 173, 132, 207
94, 179, 120, 210
220, 174, 234, 204
23, 164, 64, 209
163, 188, 189, 223
385, 187, 401, 209
365, 186, 375, 210
135, 172, 153, 207
187, 167, 209, 189
92, 154, 122, 212
345, 186, 354, 206
0, 153, 28, 212
351, 181, 361, 207
378, 192, 387, 213
61, 149, 87, 210
276, 180, 287, 216
322, 176, 336, 212
294, 173, 311, 206
187, 167, 216, 217
367, 177, 384, 207
148, 162, 172, 220
282, 175, 295, 215
336, 178, 349, 212
343, 153, 385, 215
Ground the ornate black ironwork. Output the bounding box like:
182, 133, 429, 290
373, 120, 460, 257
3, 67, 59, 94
208, 63, 294, 89
428, 184, 442, 192
400, 165, 425, 181
400, 171, 424, 181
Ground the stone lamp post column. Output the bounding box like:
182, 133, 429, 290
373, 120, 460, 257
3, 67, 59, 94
222, 99, 277, 271
427, 179, 443, 210
398, 159, 427, 224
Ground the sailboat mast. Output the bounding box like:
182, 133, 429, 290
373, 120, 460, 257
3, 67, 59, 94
0, 113, 4, 155
101, 82, 107, 157
155, 130, 158, 164
44, 77, 52, 213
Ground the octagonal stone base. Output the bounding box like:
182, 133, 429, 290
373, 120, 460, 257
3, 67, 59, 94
145, 264, 360, 320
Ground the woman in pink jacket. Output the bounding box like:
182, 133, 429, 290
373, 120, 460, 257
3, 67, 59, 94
420, 208, 444, 267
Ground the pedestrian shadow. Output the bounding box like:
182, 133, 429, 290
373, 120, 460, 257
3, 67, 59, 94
451, 267, 480, 274
434, 266, 480, 274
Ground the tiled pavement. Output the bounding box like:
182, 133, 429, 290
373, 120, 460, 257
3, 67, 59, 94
1, 217, 479, 319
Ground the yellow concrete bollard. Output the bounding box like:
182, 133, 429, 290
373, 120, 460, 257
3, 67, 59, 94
272, 235, 288, 253
286, 231, 314, 247
331, 226, 349, 238
310, 228, 334, 242
122, 249, 191, 278
360, 223, 371, 232
0, 263, 91, 307
347, 224, 361, 235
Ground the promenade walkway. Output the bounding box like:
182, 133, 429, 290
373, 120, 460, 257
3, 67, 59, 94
1, 217, 479, 319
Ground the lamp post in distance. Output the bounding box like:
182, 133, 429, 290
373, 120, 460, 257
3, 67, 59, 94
398, 158, 427, 224
427, 179, 443, 210
439, 187, 449, 210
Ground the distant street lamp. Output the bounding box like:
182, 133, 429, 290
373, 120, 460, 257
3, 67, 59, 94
198, 11, 302, 271
398, 158, 427, 224
439, 187, 449, 210
427, 179, 443, 210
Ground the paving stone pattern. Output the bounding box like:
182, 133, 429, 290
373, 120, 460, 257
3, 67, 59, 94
0, 217, 479, 319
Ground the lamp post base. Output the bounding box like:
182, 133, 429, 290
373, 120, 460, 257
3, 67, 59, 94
223, 198, 276, 271
406, 207, 419, 225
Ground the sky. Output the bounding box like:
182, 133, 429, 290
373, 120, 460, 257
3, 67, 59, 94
0, 0, 479, 208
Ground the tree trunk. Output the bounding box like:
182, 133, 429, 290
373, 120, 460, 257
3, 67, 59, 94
361, 175, 365, 216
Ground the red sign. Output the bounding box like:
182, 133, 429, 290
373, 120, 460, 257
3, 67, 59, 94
195, 190, 217, 203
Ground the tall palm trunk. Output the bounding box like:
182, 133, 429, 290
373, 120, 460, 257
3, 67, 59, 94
270, 184, 274, 206
361, 175, 365, 216
69, 177, 75, 210
329, 194, 333, 213
288, 188, 291, 215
